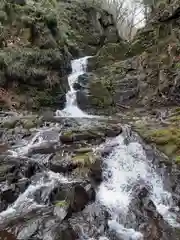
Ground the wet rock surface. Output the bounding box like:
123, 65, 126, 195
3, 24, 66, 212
0, 110, 180, 240
0, 112, 122, 239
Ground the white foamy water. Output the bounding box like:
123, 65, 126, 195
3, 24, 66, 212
97, 133, 180, 238
56, 57, 96, 118
8, 126, 60, 157
0, 171, 69, 222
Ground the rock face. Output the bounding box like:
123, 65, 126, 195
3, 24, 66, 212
81, 0, 180, 115
0, 0, 120, 111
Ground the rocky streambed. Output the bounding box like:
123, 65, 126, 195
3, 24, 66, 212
0, 57, 180, 240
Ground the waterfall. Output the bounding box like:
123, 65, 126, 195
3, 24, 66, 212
55, 57, 92, 118
1, 57, 180, 240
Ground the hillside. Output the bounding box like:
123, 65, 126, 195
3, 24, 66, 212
0, 0, 120, 110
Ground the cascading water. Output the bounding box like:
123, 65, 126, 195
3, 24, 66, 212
1, 57, 180, 239
96, 133, 179, 239
56, 57, 92, 118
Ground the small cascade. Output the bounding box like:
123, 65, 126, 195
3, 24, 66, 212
96, 132, 180, 239
8, 126, 60, 157
56, 57, 95, 118
0, 171, 69, 225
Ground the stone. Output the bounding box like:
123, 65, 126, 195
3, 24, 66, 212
28, 142, 57, 155
100, 143, 119, 158
1, 118, 19, 129
50, 160, 78, 174
16, 178, 30, 193
104, 124, 122, 137
49, 183, 71, 204
77, 73, 91, 87
0, 201, 8, 212
6, 172, 19, 184
24, 162, 40, 178
72, 152, 94, 167
85, 184, 96, 202
55, 221, 78, 240
73, 147, 92, 154
21, 119, 37, 129
66, 185, 89, 218
0, 163, 17, 183
89, 157, 102, 185
76, 90, 90, 111
73, 82, 82, 91
60, 134, 74, 144
0, 188, 18, 204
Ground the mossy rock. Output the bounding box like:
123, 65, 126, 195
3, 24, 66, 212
74, 147, 92, 154
1, 118, 19, 129
89, 42, 129, 70
88, 78, 115, 112
21, 117, 42, 129
72, 152, 95, 167
129, 28, 156, 56
0, 0, 122, 111
55, 200, 68, 208
135, 124, 180, 159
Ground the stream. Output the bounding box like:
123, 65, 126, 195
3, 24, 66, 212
0, 56, 180, 239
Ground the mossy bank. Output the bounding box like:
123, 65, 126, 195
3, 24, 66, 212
79, 0, 180, 115
0, 0, 120, 111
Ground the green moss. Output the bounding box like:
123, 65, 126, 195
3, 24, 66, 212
21, 117, 42, 129
55, 200, 68, 207
175, 156, 180, 164
135, 125, 180, 158
128, 40, 146, 57
174, 62, 180, 69
74, 147, 92, 154
0, 48, 63, 70
72, 152, 95, 167
1, 118, 19, 128
89, 80, 115, 110
93, 42, 129, 69
0, 10, 7, 23
129, 28, 156, 56
169, 115, 180, 122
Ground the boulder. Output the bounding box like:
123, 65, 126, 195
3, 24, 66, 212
0, 118, 19, 129
27, 142, 57, 155
50, 158, 78, 174
85, 184, 96, 202
54, 221, 78, 240
23, 161, 41, 178
60, 134, 74, 144
60, 123, 122, 145
0, 163, 18, 183
65, 185, 91, 219
15, 178, 30, 194
76, 90, 90, 112
68, 185, 89, 212
0, 187, 18, 204
49, 183, 72, 204
73, 82, 82, 91
99, 143, 119, 158
89, 157, 102, 185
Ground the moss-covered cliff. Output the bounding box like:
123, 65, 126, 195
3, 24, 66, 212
0, 0, 120, 110
79, 0, 180, 115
